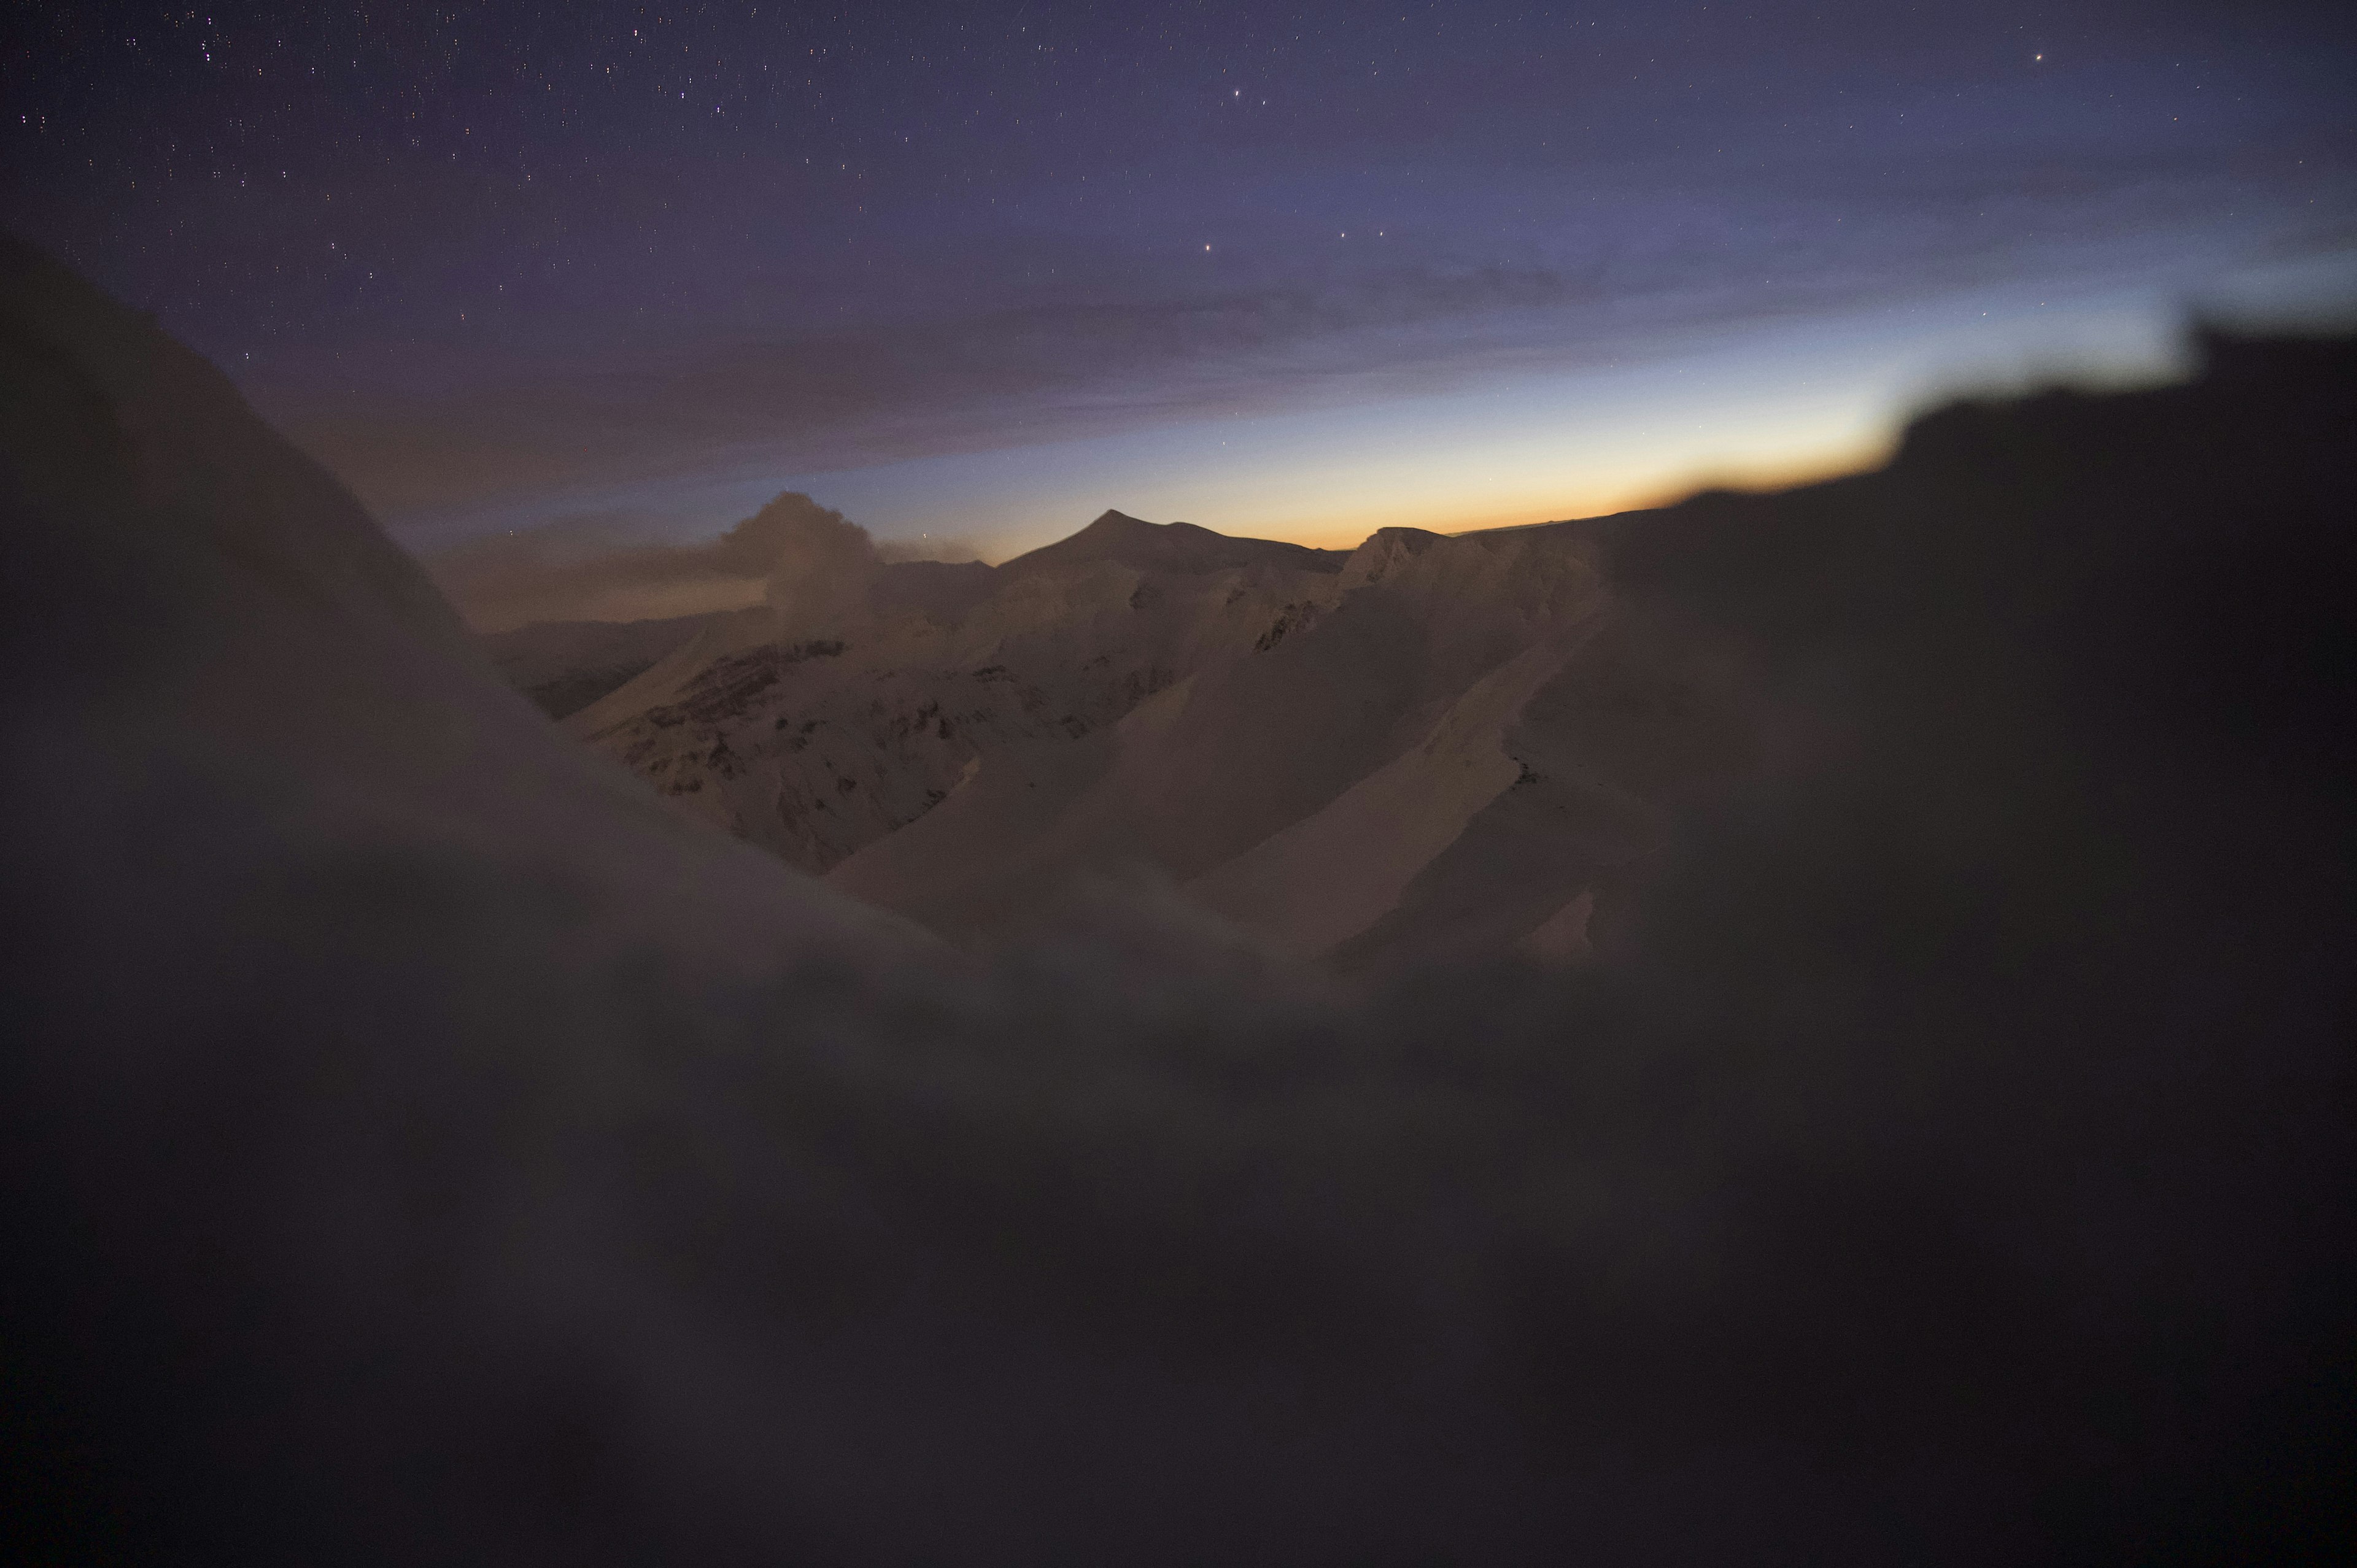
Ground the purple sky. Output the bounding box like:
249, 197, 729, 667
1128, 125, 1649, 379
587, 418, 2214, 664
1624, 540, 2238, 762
9, 1, 2353, 566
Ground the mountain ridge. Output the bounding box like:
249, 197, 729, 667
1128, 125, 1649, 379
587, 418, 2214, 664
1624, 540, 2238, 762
997, 507, 1352, 579
541, 490, 1693, 959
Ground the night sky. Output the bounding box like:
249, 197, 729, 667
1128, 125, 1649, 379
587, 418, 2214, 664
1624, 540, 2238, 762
9, 2, 2354, 566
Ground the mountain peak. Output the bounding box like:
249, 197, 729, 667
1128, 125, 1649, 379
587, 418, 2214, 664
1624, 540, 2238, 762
1002, 511, 1349, 578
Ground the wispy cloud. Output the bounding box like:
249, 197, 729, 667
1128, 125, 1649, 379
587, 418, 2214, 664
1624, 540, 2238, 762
236, 59, 2352, 550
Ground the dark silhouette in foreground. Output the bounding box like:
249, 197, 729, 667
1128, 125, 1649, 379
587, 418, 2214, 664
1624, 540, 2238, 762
3, 233, 2351, 1563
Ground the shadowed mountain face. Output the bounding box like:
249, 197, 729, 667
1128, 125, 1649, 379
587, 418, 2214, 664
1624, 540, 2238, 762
4, 233, 2355, 1565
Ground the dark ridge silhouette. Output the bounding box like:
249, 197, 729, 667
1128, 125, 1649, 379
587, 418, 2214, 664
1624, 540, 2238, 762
998, 507, 1352, 577
4, 230, 2353, 1564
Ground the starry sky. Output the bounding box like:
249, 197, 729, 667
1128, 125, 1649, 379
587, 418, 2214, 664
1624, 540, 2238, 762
9, 1, 2355, 574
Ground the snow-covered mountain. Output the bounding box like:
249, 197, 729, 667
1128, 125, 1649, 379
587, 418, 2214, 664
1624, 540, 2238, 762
541, 502, 1744, 966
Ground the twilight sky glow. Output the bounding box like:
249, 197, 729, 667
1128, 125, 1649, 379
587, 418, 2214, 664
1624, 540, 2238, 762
9, 1, 2355, 569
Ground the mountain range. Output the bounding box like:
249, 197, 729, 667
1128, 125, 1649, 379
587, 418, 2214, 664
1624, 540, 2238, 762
506, 501, 1746, 967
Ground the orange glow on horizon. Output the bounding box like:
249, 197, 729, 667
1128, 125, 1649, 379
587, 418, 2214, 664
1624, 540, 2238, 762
985, 422, 1903, 560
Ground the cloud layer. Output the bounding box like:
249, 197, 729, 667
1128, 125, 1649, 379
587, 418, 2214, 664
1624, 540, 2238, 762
427, 492, 869, 630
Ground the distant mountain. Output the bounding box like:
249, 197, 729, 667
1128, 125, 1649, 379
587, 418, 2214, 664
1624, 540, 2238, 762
996, 507, 1352, 578
548, 495, 1719, 963
548, 511, 1358, 884
834, 516, 1655, 959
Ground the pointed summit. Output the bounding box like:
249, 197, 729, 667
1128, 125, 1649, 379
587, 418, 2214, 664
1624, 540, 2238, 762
999, 510, 1348, 579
